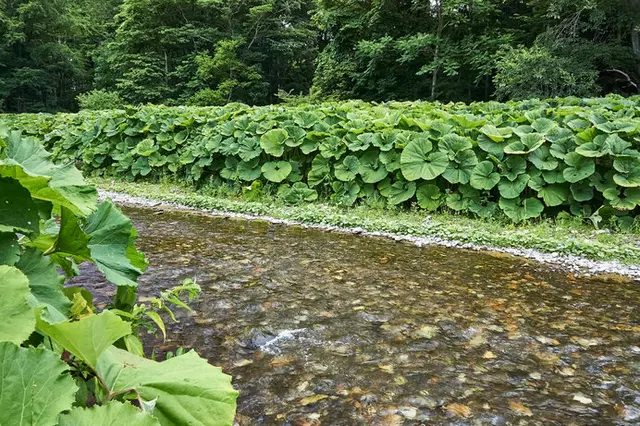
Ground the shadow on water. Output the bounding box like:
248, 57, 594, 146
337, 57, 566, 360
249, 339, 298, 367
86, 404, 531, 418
73, 205, 640, 425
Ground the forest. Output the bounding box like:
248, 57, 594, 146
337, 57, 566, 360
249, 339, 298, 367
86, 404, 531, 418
1, 0, 640, 113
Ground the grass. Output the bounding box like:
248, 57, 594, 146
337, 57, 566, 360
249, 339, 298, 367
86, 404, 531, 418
91, 177, 640, 265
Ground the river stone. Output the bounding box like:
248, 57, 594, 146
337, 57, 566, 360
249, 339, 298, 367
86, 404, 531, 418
242, 328, 276, 349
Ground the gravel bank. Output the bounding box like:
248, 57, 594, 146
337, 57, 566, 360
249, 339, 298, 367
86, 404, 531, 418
101, 190, 640, 281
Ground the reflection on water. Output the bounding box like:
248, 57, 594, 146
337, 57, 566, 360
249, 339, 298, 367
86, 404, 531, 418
76, 205, 640, 425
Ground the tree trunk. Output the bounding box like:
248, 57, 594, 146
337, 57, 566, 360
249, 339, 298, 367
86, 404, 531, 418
632, 25, 640, 77
431, 44, 439, 100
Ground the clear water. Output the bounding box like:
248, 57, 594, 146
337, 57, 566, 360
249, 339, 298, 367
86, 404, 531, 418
75, 205, 640, 425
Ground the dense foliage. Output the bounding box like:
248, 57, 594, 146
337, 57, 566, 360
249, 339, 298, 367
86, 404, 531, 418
1, 0, 639, 112
5, 96, 640, 224
0, 127, 238, 425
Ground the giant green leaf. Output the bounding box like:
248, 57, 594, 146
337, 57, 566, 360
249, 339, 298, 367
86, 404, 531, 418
237, 159, 262, 181
570, 182, 594, 202
0, 132, 97, 216
531, 118, 557, 134
378, 179, 416, 205
0, 177, 40, 235
281, 182, 318, 204
96, 347, 238, 426
358, 151, 388, 183
538, 184, 570, 206
604, 188, 640, 210
37, 311, 131, 369
480, 125, 512, 142
499, 197, 544, 222
504, 133, 545, 154
438, 134, 473, 160
0, 266, 35, 345
259, 129, 288, 157
262, 161, 292, 183
498, 174, 529, 199
500, 156, 527, 181
400, 138, 449, 181
16, 248, 69, 323
613, 167, 640, 187
0, 232, 19, 265
470, 161, 500, 190
477, 134, 507, 156
528, 146, 558, 171
0, 342, 77, 426
307, 156, 330, 187
441, 150, 478, 185
416, 183, 442, 211
85, 200, 147, 288
563, 152, 595, 183
334, 155, 360, 181
319, 136, 346, 159
331, 181, 360, 206
58, 401, 160, 426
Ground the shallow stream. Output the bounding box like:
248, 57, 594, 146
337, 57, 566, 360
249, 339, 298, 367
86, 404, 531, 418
77, 205, 639, 425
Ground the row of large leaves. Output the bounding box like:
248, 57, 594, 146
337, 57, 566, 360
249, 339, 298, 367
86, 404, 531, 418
4, 95, 640, 222
0, 128, 237, 425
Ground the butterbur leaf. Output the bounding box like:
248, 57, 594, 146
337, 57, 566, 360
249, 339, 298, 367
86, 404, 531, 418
16, 248, 69, 323
238, 137, 262, 161
604, 187, 640, 210
480, 125, 512, 142
538, 184, 570, 206
237, 159, 262, 181
319, 136, 346, 159
0, 342, 77, 426
0, 132, 97, 216
562, 152, 595, 183
416, 183, 442, 211
281, 182, 318, 204
58, 401, 160, 426
595, 120, 636, 134
262, 161, 292, 183
477, 134, 507, 157
378, 179, 416, 205
331, 181, 360, 206
0, 177, 40, 235
528, 146, 558, 171
498, 174, 529, 199
570, 182, 594, 202
400, 138, 449, 181
0, 233, 19, 265
0, 266, 35, 345
446, 185, 480, 211
260, 129, 288, 157
85, 200, 147, 288
438, 134, 473, 159
379, 150, 401, 172
531, 118, 556, 134
358, 151, 388, 183
501, 156, 527, 181
37, 311, 131, 369
499, 197, 544, 222
442, 150, 478, 184
504, 133, 545, 154
97, 347, 238, 426
334, 155, 360, 181
470, 161, 500, 190
613, 167, 640, 187
307, 156, 330, 187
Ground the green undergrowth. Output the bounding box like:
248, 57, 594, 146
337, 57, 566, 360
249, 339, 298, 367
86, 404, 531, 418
93, 178, 640, 265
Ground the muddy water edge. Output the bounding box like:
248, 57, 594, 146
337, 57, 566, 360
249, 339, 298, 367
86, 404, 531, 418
72, 205, 640, 425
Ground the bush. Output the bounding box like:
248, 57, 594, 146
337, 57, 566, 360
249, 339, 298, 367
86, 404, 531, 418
493, 45, 599, 100
4, 96, 640, 224
77, 89, 124, 110
0, 128, 237, 425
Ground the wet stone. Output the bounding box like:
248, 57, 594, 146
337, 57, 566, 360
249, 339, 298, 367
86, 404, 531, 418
75, 205, 640, 425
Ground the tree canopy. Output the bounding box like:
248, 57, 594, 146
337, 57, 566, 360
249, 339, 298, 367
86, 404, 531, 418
1, 0, 639, 112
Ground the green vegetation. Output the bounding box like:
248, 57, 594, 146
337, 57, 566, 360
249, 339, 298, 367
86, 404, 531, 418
5, 96, 640, 227
1, 0, 639, 112
93, 178, 640, 264
0, 129, 237, 424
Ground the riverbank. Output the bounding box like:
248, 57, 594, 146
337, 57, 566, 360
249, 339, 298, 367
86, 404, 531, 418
93, 178, 640, 280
